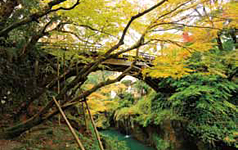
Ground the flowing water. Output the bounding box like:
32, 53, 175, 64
101, 129, 155, 150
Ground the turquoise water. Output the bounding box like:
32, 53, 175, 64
101, 130, 155, 150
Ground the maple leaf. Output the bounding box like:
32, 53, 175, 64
182, 32, 193, 43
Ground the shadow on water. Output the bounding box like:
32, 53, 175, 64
101, 129, 155, 150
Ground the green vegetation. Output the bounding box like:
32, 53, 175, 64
111, 74, 238, 149
152, 134, 171, 150
0, 0, 238, 150
12, 122, 128, 150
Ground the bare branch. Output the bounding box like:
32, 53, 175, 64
194, 8, 203, 18
56, 30, 96, 44
119, 0, 168, 43
154, 1, 190, 22
79, 25, 116, 37
150, 22, 221, 31
150, 39, 193, 53
42, 19, 56, 34
104, 0, 168, 56
0, 0, 80, 37
149, 14, 192, 29
70, 64, 134, 103
113, 41, 145, 57
48, 0, 67, 8
73, 1, 168, 82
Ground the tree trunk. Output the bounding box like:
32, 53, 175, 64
217, 33, 223, 50
0, 65, 88, 139
0, 113, 45, 139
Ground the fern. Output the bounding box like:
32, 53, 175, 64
167, 74, 238, 146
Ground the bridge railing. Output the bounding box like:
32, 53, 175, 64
37, 42, 156, 62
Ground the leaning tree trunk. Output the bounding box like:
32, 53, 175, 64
0, 72, 94, 139
0, 112, 46, 139
0, 57, 92, 139
0, 93, 69, 139
0, 85, 72, 139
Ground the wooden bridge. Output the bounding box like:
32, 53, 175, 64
38, 42, 155, 64
38, 42, 172, 93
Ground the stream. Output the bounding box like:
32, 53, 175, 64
101, 129, 155, 150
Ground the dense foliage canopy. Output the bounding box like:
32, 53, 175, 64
0, 0, 237, 149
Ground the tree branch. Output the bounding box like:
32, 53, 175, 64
70, 65, 134, 104
39, 64, 135, 121
0, 0, 80, 37
28, 0, 168, 119
153, 1, 190, 23
104, 0, 168, 56
152, 22, 221, 31
74, 0, 168, 82
79, 24, 116, 37
150, 39, 193, 53
119, 0, 168, 43
113, 36, 146, 57
56, 30, 97, 45
19, 20, 56, 58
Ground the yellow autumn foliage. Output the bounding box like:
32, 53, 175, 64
100, 83, 127, 94
47, 0, 238, 79
87, 92, 119, 115
142, 45, 194, 78
223, 2, 238, 28
88, 92, 108, 100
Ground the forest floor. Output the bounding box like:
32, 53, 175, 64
0, 140, 22, 150
0, 122, 84, 150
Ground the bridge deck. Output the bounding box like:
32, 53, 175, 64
38, 42, 156, 66
37, 43, 167, 92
